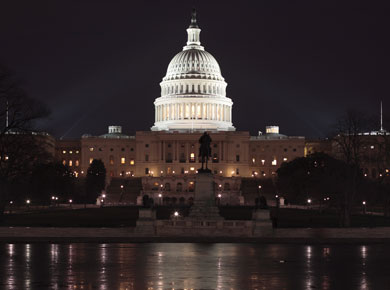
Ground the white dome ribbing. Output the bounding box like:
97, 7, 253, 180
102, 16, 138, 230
151, 9, 235, 132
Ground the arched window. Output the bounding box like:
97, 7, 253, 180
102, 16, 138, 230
176, 182, 183, 192
224, 183, 230, 191
165, 183, 171, 191
179, 197, 186, 204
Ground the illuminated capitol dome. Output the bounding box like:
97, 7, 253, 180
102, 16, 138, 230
152, 10, 235, 132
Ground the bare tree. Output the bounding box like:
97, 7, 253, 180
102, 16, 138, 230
0, 65, 50, 215
331, 110, 368, 226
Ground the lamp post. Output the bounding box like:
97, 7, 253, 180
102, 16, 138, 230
158, 193, 162, 205
119, 185, 124, 202
69, 199, 73, 208
362, 201, 366, 214
26, 199, 30, 209
217, 193, 222, 206
307, 198, 312, 209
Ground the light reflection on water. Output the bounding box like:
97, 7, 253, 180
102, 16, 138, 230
0, 243, 389, 289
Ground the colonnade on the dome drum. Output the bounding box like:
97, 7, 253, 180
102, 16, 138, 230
155, 103, 232, 122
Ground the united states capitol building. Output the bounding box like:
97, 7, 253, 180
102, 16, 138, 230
55, 11, 325, 204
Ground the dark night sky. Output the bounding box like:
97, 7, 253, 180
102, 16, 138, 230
0, 0, 389, 138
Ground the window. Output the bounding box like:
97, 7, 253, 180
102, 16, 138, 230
252, 157, 255, 164
130, 148, 134, 151
261, 160, 265, 165
190, 167, 195, 171
284, 148, 288, 152
224, 183, 230, 191
213, 153, 219, 163
89, 147, 94, 152
190, 152, 195, 162
121, 157, 126, 164
130, 159, 135, 165
76, 150, 79, 154
370, 145, 375, 149
166, 153, 172, 163
110, 148, 114, 152
145, 144, 149, 148
283, 157, 288, 162
99, 148, 103, 151
236, 155, 240, 162
145, 168, 149, 175
145, 154, 149, 162
177, 182, 183, 192
236, 168, 240, 175
121, 148, 125, 151
272, 159, 277, 166
75, 160, 79, 167
168, 143, 172, 148
89, 158, 93, 164
180, 153, 186, 163
189, 181, 195, 192
69, 151, 73, 154
109, 156, 114, 165
62, 150, 66, 154
165, 183, 171, 191
62, 160, 66, 165
293, 148, 297, 152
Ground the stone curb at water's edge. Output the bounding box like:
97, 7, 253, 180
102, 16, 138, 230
1, 227, 390, 243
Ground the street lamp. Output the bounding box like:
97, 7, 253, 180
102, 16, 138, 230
362, 201, 366, 214
158, 193, 162, 205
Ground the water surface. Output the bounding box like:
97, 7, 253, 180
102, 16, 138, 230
0, 243, 389, 289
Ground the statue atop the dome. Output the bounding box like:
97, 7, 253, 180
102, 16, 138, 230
189, 8, 199, 28
198, 132, 212, 173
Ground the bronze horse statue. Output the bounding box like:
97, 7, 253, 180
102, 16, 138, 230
198, 132, 212, 172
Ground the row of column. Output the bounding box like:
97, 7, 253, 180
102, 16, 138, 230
155, 103, 232, 123
162, 83, 225, 96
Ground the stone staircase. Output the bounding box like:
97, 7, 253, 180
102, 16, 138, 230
105, 178, 142, 204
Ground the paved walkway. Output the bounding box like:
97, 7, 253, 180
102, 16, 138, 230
1, 226, 390, 243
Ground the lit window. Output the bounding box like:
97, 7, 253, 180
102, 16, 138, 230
89, 158, 93, 164
76, 150, 79, 154
69, 160, 73, 167
89, 147, 94, 152
74, 171, 79, 177
190, 152, 195, 162
62, 150, 66, 154
252, 158, 255, 164
283, 157, 288, 162
261, 160, 265, 165
370, 145, 375, 149
190, 167, 195, 171
130, 159, 135, 165
62, 160, 66, 165
121, 157, 125, 164
272, 159, 277, 166
75, 160, 79, 167
69, 151, 73, 154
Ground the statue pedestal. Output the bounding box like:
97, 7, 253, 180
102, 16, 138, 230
135, 208, 156, 235
188, 173, 223, 220
252, 209, 272, 236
